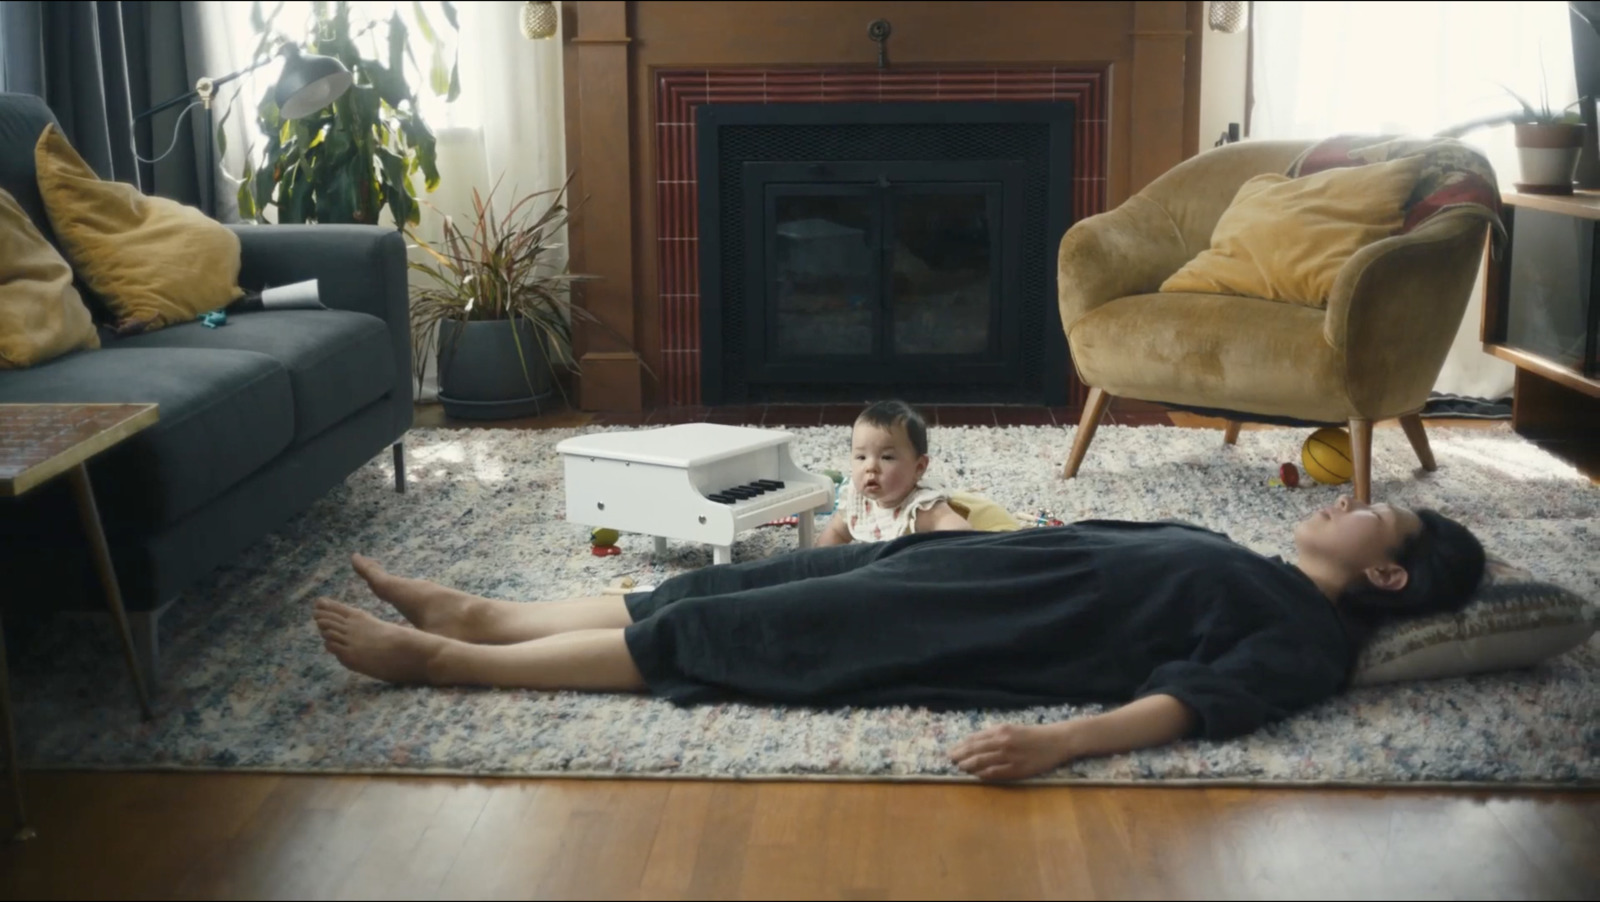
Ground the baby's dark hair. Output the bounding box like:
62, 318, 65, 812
1340, 508, 1486, 639
856, 400, 929, 456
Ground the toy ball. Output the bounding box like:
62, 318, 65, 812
1278, 462, 1300, 488
590, 527, 622, 556
1301, 428, 1354, 486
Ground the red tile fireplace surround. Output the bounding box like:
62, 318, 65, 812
653, 67, 1108, 408
560, 1, 1202, 412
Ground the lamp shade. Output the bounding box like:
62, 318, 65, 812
275, 45, 354, 119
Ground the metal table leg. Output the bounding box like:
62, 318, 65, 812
0, 614, 36, 842
67, 464, 153, 721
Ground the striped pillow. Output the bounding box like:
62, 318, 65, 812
1350, 556, 1599, 686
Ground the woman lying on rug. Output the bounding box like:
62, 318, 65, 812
313, 496, 1485, 782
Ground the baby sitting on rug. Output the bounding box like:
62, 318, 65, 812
815, 400, 1019, 546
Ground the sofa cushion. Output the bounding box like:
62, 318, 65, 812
115, 310, 396, 444
35, 123, 245, 334
0, 346, 293, 530
1068, 291, 1357, 423
0, 187, 99, 369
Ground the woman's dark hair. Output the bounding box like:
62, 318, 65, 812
1340, 508, 1487, 639
857, 400, 929, 456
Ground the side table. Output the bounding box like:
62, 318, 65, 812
0, 403, 160, 842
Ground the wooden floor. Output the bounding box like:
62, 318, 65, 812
4, 401, 1596, 900
3, 773, 1598, 900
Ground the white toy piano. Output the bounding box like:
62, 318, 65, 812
555, 423, 835, 565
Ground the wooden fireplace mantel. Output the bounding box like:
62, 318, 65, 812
562, 1, 1204, 412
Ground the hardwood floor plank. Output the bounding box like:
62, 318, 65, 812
433, 780, 561, 900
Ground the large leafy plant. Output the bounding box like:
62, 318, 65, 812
229, 1, 459, 227
407, 176, 616, 401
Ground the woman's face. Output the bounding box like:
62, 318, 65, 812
1294, 495, 1423, 579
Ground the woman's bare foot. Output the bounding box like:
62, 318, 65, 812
350, 553, 486, 641
314, 598, 446, 684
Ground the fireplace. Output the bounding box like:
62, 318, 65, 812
698, 102, 1073, 405
560, 1, 1202, 412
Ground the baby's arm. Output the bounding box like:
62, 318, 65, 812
814, 512, 853, 546
914, 500, 973, 534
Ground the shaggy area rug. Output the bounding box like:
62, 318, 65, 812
10, 423, 1598, 787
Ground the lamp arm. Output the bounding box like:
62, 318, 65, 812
135, 52, 282, 122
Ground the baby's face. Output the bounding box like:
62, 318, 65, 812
850, 420, 928, 507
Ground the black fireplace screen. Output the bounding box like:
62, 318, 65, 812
697, 102, 1074, 405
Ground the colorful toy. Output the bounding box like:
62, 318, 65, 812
590, 526, 622, 556
1268, 461, 1301, 488
197, 310, 227, 329
1032, 510, 1066, 528
1301, 428, 1354, 485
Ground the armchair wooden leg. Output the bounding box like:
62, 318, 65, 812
1062, 388, 1112, 479
393, 442, 406, 494
1398, 414, 1437, 471
1223, 421, 1242, 445
1349, 418, 1373, 504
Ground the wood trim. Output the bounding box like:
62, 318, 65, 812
1182, 0, 1203, 159
1129, 2, 1192, 193
1501, 188, 1600, 219
566, 1, 646, 411
1487, 344, 1600, 397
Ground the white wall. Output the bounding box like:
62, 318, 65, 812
1199, 11, 1250, 148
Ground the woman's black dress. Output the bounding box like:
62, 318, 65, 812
621, 521, 1357, 741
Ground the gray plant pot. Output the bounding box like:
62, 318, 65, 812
436, 318, 558, 420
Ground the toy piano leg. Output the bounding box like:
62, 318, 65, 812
797, 509, 816, 548
713, 545, 732, 565
654, 536, 668, 556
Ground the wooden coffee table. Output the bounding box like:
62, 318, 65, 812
0, 403, 159, 842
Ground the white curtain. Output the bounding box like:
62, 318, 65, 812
192, 0, 567, 401
1250, 1, 1579, 402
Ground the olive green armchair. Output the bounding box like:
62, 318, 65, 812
1057, 139, 1494, 501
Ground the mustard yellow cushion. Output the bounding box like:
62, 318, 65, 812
1159, 154, 1425, 308
947, 491, 1022, 532
0, 188, 99, 369
35, 124, 243, 333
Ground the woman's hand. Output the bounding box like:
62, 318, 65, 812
949, 722, 1075, 782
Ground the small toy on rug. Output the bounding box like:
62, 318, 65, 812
1301, 427, 1354, 485
590, 527, 622, 556
602, 574, 657, 595
1269, 462, 1302, 488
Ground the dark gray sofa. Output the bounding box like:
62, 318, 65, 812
0, 93, 412, 676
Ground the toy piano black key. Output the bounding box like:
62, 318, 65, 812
709, 493, 735, 503
756, 479, 783, 489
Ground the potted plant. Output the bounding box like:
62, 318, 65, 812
1506, 87, 1585, 194
232, 1, 459, 226
407, 175, 622, 419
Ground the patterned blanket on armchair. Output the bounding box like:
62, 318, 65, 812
1286, 135, 1505, 242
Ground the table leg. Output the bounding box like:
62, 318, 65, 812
654, 536, 668, 557
67, 464, 154, 722
797, 510, 816, 548
0, 615, 36, 842
713, 545, 732, 566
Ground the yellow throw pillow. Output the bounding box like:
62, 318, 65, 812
1160, 154, 1425, 308
0, 188, 99, 369
947, 491, 1022, 532
35, 124, 243, 333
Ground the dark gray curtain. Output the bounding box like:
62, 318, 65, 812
0, 1, 214, 215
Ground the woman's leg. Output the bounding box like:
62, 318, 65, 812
314, 598, 646, 691
349, 554, 632, 643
